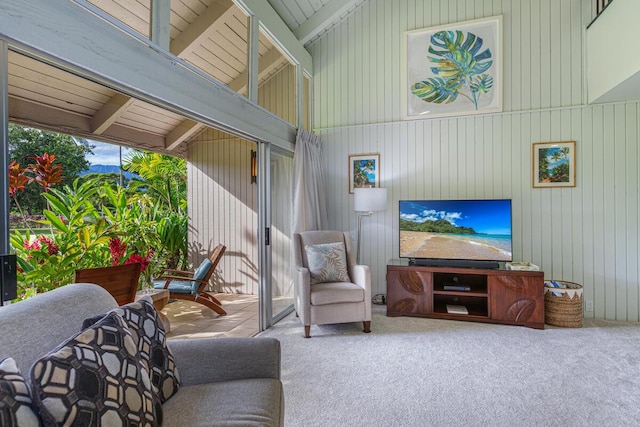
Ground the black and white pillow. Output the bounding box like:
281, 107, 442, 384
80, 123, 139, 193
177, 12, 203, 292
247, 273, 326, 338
0, 357, 40, 427
83, 296, 180, 402
31, 312, 162, 426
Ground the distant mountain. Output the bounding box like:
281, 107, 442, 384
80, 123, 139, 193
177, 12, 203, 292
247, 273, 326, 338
81, 164, 138, 180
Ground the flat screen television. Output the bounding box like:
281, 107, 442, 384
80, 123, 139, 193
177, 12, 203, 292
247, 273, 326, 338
399, 199, 512, 268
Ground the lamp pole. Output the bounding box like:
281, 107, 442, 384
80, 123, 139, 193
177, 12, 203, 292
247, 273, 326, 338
354, 187, 387, 265
356, 211, 373, 264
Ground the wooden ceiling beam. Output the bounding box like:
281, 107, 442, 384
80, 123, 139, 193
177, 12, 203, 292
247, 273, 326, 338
229, 47, 285, 94
166, 119, 204, 151
170, 0, 234, 57
10, 96, 180, 155
90, 93, 135, 134
90, 0, 233, 143
3, 0, 296, 151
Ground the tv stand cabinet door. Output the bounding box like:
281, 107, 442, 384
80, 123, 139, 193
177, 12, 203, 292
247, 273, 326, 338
489, 274, 544, 329
386, 268, 432, 316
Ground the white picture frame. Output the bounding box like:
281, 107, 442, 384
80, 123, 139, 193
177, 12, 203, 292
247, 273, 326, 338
402, 16, 503, 120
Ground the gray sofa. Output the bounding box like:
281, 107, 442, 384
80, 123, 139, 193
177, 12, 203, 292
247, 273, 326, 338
0, 283, 284, 426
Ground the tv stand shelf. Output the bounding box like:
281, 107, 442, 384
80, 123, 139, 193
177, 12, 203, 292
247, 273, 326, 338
386, 259, 544, 329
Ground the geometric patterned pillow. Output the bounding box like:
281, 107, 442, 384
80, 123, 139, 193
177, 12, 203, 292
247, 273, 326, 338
0, 358, 40, 427
31, 312, 162, 426
305, 241, 351, 285
83, 297, 180, 402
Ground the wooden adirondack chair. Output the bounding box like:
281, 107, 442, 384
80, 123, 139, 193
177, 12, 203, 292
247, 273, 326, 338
153, 244, 226, 316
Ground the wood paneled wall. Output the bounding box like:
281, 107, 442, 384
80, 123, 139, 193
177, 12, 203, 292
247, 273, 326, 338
259, 63, 297, 126
187, 64, 297, 296
308, 0, 640, 321
187, 129, 259, 295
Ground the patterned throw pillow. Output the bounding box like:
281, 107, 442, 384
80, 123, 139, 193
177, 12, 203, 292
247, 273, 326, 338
83, 297, 180, 402
0, 358, 40, 427
30, 312, 161, 426
305, 242, 351, 284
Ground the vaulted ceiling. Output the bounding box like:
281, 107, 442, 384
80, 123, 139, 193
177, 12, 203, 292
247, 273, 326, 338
6, 0, 366, 155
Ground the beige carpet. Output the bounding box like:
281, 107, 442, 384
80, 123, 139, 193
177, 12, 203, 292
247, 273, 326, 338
259, 306, 640, 427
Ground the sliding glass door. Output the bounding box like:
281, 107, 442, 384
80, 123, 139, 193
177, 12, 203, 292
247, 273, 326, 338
269, 147, 295, 321
257, 143, 295, 330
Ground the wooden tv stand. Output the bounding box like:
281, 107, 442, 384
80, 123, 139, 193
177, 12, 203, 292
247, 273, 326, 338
386, 260, 544, 329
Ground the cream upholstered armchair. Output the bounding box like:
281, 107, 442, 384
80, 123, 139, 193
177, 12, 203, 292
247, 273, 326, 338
294, 230, 372, 338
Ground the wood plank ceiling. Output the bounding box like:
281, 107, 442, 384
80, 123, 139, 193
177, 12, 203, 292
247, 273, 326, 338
6, 0, 365, 155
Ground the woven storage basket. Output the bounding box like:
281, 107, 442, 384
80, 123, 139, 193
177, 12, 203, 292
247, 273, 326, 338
544, 280, 583, 328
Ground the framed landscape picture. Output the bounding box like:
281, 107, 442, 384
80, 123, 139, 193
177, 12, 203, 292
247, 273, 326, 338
532, 141, 576, 188
402, 15, 503, 120
349, 153, 380, 194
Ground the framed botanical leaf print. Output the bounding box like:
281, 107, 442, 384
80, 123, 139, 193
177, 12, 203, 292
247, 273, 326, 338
402, 16, 503, 120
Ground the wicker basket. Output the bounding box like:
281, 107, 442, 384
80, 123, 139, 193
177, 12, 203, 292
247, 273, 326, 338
544, 280, 583, 328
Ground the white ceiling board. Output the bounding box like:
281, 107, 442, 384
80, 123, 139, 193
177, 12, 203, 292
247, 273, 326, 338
266, 0, 367, 46
293, 0, 362, 45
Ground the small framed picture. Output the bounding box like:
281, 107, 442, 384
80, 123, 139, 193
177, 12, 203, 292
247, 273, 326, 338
532, 141, 576, 188
349, 153, 380, 194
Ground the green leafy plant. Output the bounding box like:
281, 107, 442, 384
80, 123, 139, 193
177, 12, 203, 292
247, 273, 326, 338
11, 177, 114, 295
7, 130, 189, 300
411, 30, 494, 110
157, 212, 188, 270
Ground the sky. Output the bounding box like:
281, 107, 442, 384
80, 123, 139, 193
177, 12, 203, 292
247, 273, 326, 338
86, 139, 133, 166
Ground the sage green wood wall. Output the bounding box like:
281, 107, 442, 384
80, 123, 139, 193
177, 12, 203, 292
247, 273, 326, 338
309, 0, 640, 321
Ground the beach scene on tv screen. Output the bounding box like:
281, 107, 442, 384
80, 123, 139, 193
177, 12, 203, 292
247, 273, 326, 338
399, 200, 512, 261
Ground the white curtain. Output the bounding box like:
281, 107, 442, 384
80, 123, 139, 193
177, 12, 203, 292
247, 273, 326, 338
292, 129, 328, 233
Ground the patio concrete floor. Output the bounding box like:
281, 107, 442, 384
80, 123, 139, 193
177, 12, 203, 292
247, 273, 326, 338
163, 293, 259, 340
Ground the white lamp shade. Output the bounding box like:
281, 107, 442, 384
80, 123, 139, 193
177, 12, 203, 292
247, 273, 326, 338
354, 187, 387, 212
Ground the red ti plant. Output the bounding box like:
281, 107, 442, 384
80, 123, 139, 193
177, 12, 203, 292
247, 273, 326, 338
9, 161, 29, 196
9, 161, 32, 231
28, 153, 63, 192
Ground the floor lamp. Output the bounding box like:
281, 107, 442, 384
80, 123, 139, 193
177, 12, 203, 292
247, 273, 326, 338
354, 187, 387, 264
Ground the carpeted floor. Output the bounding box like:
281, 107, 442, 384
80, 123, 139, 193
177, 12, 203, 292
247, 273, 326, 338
259, 306, 640, 427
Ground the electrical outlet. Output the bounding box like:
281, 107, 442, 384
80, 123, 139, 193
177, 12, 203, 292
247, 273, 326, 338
585, 300, 594, 312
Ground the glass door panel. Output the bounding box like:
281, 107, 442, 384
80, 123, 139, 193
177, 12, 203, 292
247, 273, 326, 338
269, 147, 294, 321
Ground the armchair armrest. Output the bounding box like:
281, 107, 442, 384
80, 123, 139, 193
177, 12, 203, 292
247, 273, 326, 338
352, 264, 372, 321
167, 337, 281, 387
351, 264, 371, 291
295, 265, 311, 322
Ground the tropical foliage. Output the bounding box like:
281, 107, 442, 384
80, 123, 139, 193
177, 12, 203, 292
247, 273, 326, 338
122, 152, 188, 270
9, 134, 188, 300
8, 125, 92, 214
537, 147, 571, 183
411, 30, 494, 110
353, 160, 376, 188
400, 218, 477, 235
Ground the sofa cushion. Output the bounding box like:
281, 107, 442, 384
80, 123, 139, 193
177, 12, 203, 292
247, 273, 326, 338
305, 242, 350, 285
30, 312, 161, 426
162, 378, 283, 427
83, 297, 180, 403
310, 282, 365, 305
0, 358, 39, 427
